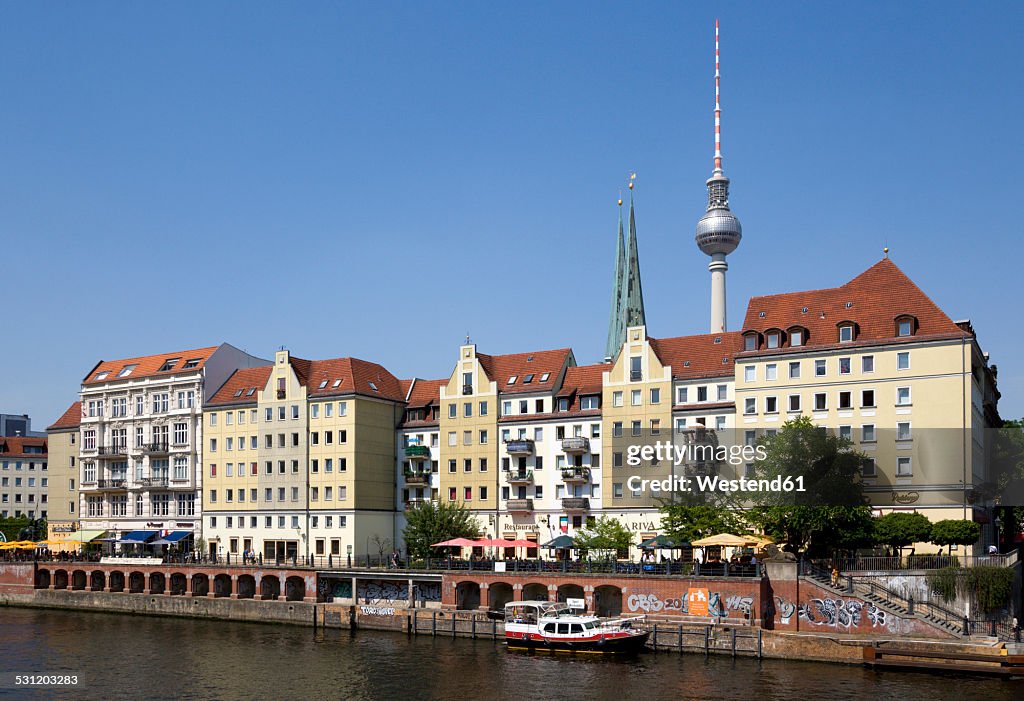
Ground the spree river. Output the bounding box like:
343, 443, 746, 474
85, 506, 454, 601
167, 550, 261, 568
1, 608, 1020, 701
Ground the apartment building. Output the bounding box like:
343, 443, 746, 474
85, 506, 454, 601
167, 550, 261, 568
0, 436, 47, 520
45, 402, 80, 551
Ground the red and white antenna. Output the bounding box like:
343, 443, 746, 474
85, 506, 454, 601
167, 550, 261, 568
714, 18, 722, 174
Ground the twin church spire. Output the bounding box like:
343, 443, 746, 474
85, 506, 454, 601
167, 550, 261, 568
604, 177, 646, 362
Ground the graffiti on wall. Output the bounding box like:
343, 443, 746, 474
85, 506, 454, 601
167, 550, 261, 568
774, 596, 913, 634
625, 589, 753, 619
317, 579, 441, 603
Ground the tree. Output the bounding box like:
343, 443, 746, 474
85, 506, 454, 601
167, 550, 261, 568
873, 512, 933, 554
747, 417, 874, 556
402, 500, 482, 559
573, 516, 634, 557
929, 519, 981, 553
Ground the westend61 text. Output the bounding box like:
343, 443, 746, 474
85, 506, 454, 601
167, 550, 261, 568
625, 440, 768, 466
626, 474, 807, 495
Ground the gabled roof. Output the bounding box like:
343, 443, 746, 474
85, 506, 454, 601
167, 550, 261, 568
649, 332, 741, 380
404, 378, 445, 408
304, 357, 405, 401
82, 345, 220, 386
47, 402, 81, 431
477, 347, 572, 395
0, 436, 47, 457
557, 364, 605, 398
739, 258, 968, 353
207, 366, 272, 407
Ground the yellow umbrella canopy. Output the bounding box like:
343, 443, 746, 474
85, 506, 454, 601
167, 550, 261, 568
691, 533, 756, 547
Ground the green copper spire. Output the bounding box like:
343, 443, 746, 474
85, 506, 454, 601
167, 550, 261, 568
623, 187, 646, 329
604, 201, 627, 362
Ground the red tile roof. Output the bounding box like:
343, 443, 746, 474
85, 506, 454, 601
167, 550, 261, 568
649, 332, 741, 380
739, 259, 968, 354
478, 347, 573, 395
0, 436, 47, 458
82, 345, 220, 386
303, 357, 405, 401
404, 379, 445, 408
207, 366, 272, 407
47, 402, 81, 431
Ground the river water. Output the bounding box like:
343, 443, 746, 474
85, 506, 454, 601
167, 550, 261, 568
1, 608, 1020, 700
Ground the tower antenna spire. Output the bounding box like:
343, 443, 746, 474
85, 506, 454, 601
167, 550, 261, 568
714, 18, 722, 174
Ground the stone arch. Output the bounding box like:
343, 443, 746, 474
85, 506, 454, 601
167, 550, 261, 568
191, 573, 209, 597
149, 572, 165, 594
237, 574, 256, 599
71, 570, 87, 590
129, 571, 145, 593
214, 574, 232, 598
285, 576, 305, 602
53, 569, 68, 590
556, 583, 585, 606
90, 570, 106, 591
109, 571, 125, 593
455, 581, 481, 610
488, 582, 514, 610
522, 582, 548, 601
594, 585, 623, 617
260, 575, 281, 600
35, 569, 51, 589
170, 573, 188, 595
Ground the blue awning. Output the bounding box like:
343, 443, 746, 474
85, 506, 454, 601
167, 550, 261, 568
120, 530, 157, 543
164, 531, 193, 543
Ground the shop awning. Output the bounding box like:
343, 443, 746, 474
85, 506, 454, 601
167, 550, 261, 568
120, 530, 158, 543
70, 529, 108, 543
164, 531, 193, 543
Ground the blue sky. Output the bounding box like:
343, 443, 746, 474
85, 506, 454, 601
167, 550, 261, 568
2, 2, 1022, 426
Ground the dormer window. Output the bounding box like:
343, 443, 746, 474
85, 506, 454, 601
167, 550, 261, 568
743, 333, 758, 352
838, 324, 855, 343
95, 371, 110, 381
158, 358, 180, 372
557, 397, 569, 411
765, 330, 782, 349
117, 364, 138, 377
895, 315, 917, 337
789, 328, 804, 347
183, 358, 201, 369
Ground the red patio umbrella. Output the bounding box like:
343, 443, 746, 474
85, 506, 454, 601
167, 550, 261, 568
431, 537, 477, 547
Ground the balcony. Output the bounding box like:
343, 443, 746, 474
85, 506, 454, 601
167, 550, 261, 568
506, 439, 535, 456
561, 436, 590, 454
561, 497, 590, 512
504, 469, 534, 485
96, 478, 127, 490
97, 445, 127, 458
560, 467, 591, 483
507, 499, 534, 513
404, 469, 431, 486
405, 497, 434, 511
404, 445, 431, 460
462, 384, 473, 396
136, 477, 169, 488
143, 442, 170, 455
630, 370, 643, 381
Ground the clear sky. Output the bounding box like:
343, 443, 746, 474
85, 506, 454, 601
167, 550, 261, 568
2, 2, 1022, 427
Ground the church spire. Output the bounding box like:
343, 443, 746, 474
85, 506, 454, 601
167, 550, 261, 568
624, 176, 646, 329
604, 197, 627, 362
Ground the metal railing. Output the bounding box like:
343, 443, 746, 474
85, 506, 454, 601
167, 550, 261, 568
561, 437, 590, 453
816, 554, 1016, 571
505, 439, 534, 455
560, 467, 591, 481
504, 470, 533, 483
96, 478, 127, 489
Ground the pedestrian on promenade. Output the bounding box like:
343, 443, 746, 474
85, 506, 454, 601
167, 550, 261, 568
831, 566, 840, 587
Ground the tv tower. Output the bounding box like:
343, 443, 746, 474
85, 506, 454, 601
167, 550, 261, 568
695, 19, 742, 334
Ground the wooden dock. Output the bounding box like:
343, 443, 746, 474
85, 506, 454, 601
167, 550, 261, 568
864, 644, 1024, 677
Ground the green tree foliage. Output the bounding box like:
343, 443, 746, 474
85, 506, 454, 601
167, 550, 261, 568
0, 516, 39, 542
929, 519, 981, 551
402, 500, 482, 559
993, 418, 1024, 541
659, 504, 747, 544
574, 516, 634, 556
928, 566, 1015, 612
873, 512, 933, 553
747, 417, 874, 556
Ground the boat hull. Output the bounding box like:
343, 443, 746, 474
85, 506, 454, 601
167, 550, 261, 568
506, 631, 649, 655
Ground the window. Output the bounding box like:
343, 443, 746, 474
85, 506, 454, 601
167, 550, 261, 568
897, 351, 910, 370
209, 438, 217, 453
650, 388, 660, 404
898, 320, 913, 337
862, 355, 874, 373
788, 361, 801, 379
677, 387, 689, 403
766, 364, 777, 381
788, 395, 801, 412
448, 460, 456, 473
839, 357, 851, 375
278, 406, 285, 420
580, 396, 599, 410
815, 360, 826, 376
862, 424, 876, 442
744, 335, 757, 351
612, 391, 623, 407
861, 390, 875, 407
612, 422, 623, 438
173, 422, 188, 445
463, 431, 472, 446
631, 390, 641, 406
744, 398, 756, 415
265, 408, 273, 422
338, 401, 347, 416
766, 332, 780, 349
480, 458, 488, 472
838, 391, 852, 410
448, 404, 456, 419
519, 400, 528, 414
479, 401, 487, 416
651, 419, 661, 435
790, 329, 803, 347
613, 483, 623, 498
765, 396, 778, 414
697, 386, 708, 402
717, 385, 727, 401
839, 325, 854, 343
896, 387, 912, 406
631, 421, 641, 437
861, 458, 876, 477
464, 487, 472, 501
897, 422, 912, 441
715, 416, 726, 431
896, 457, 912, 476
479, 486, 488, 501
448, 432, 456, 447
479, 430, 488, 444
630, 356, 642, 381
464, 458, 472, 473
744, 366, 755, 383
814, 393, 827, 411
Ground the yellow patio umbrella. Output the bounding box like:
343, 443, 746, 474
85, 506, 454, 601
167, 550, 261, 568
35, 539, 64, 546
747, 535, 775, 548
691, 533, 756, 547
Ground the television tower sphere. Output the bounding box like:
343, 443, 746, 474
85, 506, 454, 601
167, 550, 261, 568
695, 173, 742, 256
